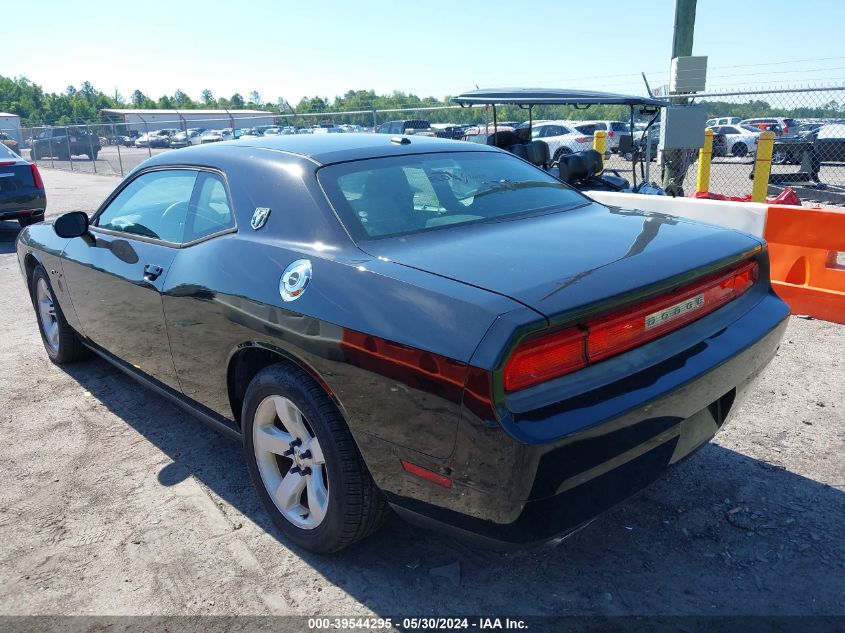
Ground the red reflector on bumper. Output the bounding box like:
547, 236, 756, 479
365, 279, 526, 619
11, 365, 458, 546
400, 460, 452, 488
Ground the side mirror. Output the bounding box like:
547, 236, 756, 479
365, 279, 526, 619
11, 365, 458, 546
54, 211, 90, 238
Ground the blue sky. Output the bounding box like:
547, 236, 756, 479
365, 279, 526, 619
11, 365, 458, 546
7, 0, 845, 104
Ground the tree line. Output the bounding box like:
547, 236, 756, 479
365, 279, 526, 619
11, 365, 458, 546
1, 76, 842, 129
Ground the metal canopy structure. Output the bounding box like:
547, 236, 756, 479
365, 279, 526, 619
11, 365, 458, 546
451, 88, 670, 108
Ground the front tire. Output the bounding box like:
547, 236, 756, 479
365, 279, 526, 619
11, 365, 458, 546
29, 265, 89, 364
242, 363, 388, 553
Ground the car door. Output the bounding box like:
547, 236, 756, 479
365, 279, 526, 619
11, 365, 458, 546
61, 168, 199, 390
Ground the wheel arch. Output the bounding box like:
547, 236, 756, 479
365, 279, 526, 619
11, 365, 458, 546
23, 251, 43, 289
226, 341, 345, 428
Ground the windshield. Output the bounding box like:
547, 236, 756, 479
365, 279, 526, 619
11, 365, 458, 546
319, 151, 588, 240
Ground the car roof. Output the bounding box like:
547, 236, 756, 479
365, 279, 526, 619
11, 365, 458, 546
205, 132, 496, 165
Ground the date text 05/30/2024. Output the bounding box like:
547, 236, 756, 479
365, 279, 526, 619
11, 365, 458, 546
307, 617, 528, 630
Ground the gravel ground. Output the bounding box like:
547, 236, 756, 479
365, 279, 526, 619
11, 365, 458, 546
0, 170, 843, 618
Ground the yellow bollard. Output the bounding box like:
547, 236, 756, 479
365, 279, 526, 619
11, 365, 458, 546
593, 130, 606, 171
696, 128, 713, 194
752, 131, 775, 203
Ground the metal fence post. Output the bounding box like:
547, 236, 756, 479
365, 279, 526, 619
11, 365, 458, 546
66, 132, 73, 172
696, 128, 713, 194
593, 130, 607, 169
751, 131, 775, 203
116, 136, 124, 177
88, 125, 97, 173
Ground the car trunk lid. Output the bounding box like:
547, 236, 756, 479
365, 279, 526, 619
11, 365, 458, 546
0, 162, 37, 193
359, 202, 762, 321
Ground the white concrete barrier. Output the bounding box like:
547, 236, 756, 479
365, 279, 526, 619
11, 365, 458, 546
585, 191, 768, 238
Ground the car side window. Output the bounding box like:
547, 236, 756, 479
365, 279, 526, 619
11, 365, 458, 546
184, 172, 235, 242
95, 169, 198, 243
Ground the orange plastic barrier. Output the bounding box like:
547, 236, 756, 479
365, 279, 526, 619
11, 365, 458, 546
764, 205, 845, 324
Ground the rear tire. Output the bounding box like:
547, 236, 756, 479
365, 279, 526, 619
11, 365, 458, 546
29, 265, 89, 364
732, 142, 748, 157
553, 147, 572, 162
18, 213, 43, 228
242, 363, 389, 553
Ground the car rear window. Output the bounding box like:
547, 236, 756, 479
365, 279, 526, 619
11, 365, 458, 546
610, 122, 628, 131
319, 151, 588, 240
574, 124, 598, 135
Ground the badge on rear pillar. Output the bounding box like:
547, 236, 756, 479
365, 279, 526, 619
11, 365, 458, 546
251, 207, 271, 230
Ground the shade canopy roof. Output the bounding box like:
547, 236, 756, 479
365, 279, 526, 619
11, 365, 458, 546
451, 88, 669, 108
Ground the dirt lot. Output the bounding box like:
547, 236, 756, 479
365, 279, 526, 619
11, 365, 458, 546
0, 170, 843, 619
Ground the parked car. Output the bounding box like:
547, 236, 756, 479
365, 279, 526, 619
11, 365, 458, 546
431, 123, 467, 140
30, 127, 100, 160
815, 123, 845, 163
107, 135, 133, 147
199, 129, 234, 144
570, 120, 630, 152
530, 121, 594, 161
135, 129, 177, 149
0, 143, 45, 227
169, 129, 205, 148
0, 132, 21, 154
16, 134, 789, 552
235, 128, 264, 139
707, 124, 760, 157
741, 117, 798, 136
705, 116, 742, 128
376, 120, 433, 135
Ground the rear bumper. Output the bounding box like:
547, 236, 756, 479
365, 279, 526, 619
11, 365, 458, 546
0, 192, 46, 221
386, 291, 790, 545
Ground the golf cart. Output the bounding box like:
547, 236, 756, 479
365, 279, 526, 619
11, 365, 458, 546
451, 88, 669, 193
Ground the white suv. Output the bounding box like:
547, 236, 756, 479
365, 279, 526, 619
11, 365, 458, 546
570, 120, 630, 152
530, 121, 594, 161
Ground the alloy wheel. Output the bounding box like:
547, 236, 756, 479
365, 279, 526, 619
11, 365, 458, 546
252, 395, 329, 530
36, 278, 59, 353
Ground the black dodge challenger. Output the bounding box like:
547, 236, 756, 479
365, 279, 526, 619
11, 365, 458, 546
16, 134, 789, 552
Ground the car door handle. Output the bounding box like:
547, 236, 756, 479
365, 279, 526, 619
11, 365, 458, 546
143, 264, 164, 282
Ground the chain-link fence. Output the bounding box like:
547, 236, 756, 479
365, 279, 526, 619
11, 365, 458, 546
672, 86, 845, 205
4, 86, 844, 205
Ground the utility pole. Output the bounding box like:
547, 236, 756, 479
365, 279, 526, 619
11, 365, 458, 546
662, 0, 697, 195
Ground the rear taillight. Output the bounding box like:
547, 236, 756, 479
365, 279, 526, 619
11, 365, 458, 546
575, 137, 590, 143
608, 131, 615, 138
503, 328, 586, 392
502, 261, 759, 392
31, 163, 44, 190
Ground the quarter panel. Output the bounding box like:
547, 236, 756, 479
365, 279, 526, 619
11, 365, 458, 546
161, 234, 520, 458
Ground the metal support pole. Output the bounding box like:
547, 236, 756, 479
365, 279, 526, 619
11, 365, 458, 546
116, 136, 124, 177
751, 131, 775, 202
593, 130, 607, 171
662, 0, 697, 196
67, 132, 73, 172
696, 128, 713, 194
88, 126, 97, 173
